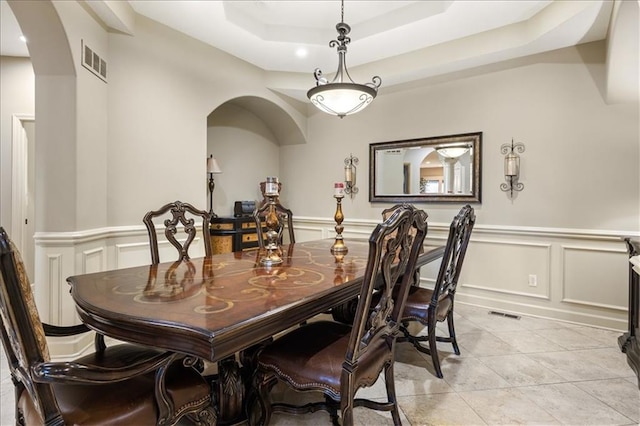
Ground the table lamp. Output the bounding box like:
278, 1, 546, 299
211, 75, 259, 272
207, 155, 222, 218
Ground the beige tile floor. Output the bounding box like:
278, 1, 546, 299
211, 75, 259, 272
1, 304, 639, 425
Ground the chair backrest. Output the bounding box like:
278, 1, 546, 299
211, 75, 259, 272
143, 201, 212, 264
345, 204, 428, 365
0, 227, 62, 424
431, 204, 475, 304
253, 201, 295, 248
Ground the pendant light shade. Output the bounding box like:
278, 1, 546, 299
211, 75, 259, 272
436, 146, 470, 159
307, 3, 381, 118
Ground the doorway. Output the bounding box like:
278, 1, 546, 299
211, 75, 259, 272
11, 114, 35, 282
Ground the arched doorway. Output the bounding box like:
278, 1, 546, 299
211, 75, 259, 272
206, 96, 306, 217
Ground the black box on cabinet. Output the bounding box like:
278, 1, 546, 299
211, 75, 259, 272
234, 201, 256, 217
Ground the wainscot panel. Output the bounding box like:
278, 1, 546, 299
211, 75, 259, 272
561, 245, 628, 311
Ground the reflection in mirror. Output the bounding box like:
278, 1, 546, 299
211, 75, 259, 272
369, 132, 482, 203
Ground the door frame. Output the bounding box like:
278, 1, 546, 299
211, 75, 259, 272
11, 113, 35, 264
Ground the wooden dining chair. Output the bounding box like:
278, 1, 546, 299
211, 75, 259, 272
0, 227, 216, 426
253, 201, 295, 248
253, 204, 428, 426
398, 204, 475, 378
143, 200, 212, 264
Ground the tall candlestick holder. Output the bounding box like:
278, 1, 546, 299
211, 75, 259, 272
260, 178, 283, 266
330, 194, 348, 255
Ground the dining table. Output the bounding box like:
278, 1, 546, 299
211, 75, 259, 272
67, 238, 445, 423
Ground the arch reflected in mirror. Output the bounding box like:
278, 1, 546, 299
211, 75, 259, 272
369, 132, 482, 203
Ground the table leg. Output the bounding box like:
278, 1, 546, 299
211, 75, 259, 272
214, 339, 274, 425
215, 356, 244, 424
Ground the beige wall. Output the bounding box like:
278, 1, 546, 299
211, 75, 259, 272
207, 103, 281, 216
281, 42, 639, 230
106, 14, 305, 226
55, 1, 109, 230
0, 56, 34, 229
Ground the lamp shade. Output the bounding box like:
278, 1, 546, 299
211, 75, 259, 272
436, 146, 469, 159
308, 83, 377, 118
207, 155, 222, 174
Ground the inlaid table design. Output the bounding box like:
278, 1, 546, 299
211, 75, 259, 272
68, 239, 444, 422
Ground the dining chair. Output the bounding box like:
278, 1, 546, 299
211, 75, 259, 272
252, 204, 428, 426
253, 201, 295, 248
397, 204, 475, 378
0, 227, 216, 426
331, 203, 427, 325
143, 200, 212, 264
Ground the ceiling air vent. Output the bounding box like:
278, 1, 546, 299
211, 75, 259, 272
81, 40, 107, 83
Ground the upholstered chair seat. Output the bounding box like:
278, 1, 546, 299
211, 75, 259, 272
18, 345, 212, 425
401, 287, 452, 324
257, 321, 390, 398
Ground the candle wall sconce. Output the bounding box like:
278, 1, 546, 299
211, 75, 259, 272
500, 139, 525, 198
344, 154, 359, 198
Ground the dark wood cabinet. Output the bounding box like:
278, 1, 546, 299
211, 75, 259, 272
619, 238, 639, 388
209, 216, 259, 254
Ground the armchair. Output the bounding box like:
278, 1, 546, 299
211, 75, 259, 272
0, 227, 215, 425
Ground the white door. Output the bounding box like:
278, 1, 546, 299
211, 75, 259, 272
11, 114, 35, 282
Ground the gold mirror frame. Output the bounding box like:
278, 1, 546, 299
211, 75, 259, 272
369, 132, 482, 203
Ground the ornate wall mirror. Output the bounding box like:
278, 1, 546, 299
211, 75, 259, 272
369, 132, 482, 203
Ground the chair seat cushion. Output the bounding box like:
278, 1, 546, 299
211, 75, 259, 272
402, 287, 452, 324
18, 344, 211, 425
258, 321, 391, 397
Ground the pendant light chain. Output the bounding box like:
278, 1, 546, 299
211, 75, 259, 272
307, 0, 382, 118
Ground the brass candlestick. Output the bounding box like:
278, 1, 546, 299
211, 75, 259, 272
330, 194, 348, 255
260, 179, 283, 266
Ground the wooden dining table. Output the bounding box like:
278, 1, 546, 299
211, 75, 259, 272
68, 238, 444, 423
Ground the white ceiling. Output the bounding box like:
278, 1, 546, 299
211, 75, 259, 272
1, 0, 614, 96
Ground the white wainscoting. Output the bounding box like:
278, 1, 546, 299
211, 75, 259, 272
33, 225, 207, 358
32, 218, 636, 358
293, 217, 634, 331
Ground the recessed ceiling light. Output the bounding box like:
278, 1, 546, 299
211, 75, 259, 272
295, 47, 307, 58
19, 36, 27, 43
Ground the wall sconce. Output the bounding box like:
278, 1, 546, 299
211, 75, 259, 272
344, 154, 359, 198
207, 154, 222, 218
500, 139, 525, 197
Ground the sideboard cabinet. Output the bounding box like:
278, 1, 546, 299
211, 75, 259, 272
210, 216, 259, 254
619, 238, 639, 389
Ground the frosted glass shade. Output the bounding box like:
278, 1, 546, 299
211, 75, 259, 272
307, 83, 377, 118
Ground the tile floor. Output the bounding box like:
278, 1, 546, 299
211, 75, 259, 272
1, 304, 639, 425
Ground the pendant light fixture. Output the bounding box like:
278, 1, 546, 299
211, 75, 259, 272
307, 0, 381, 118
